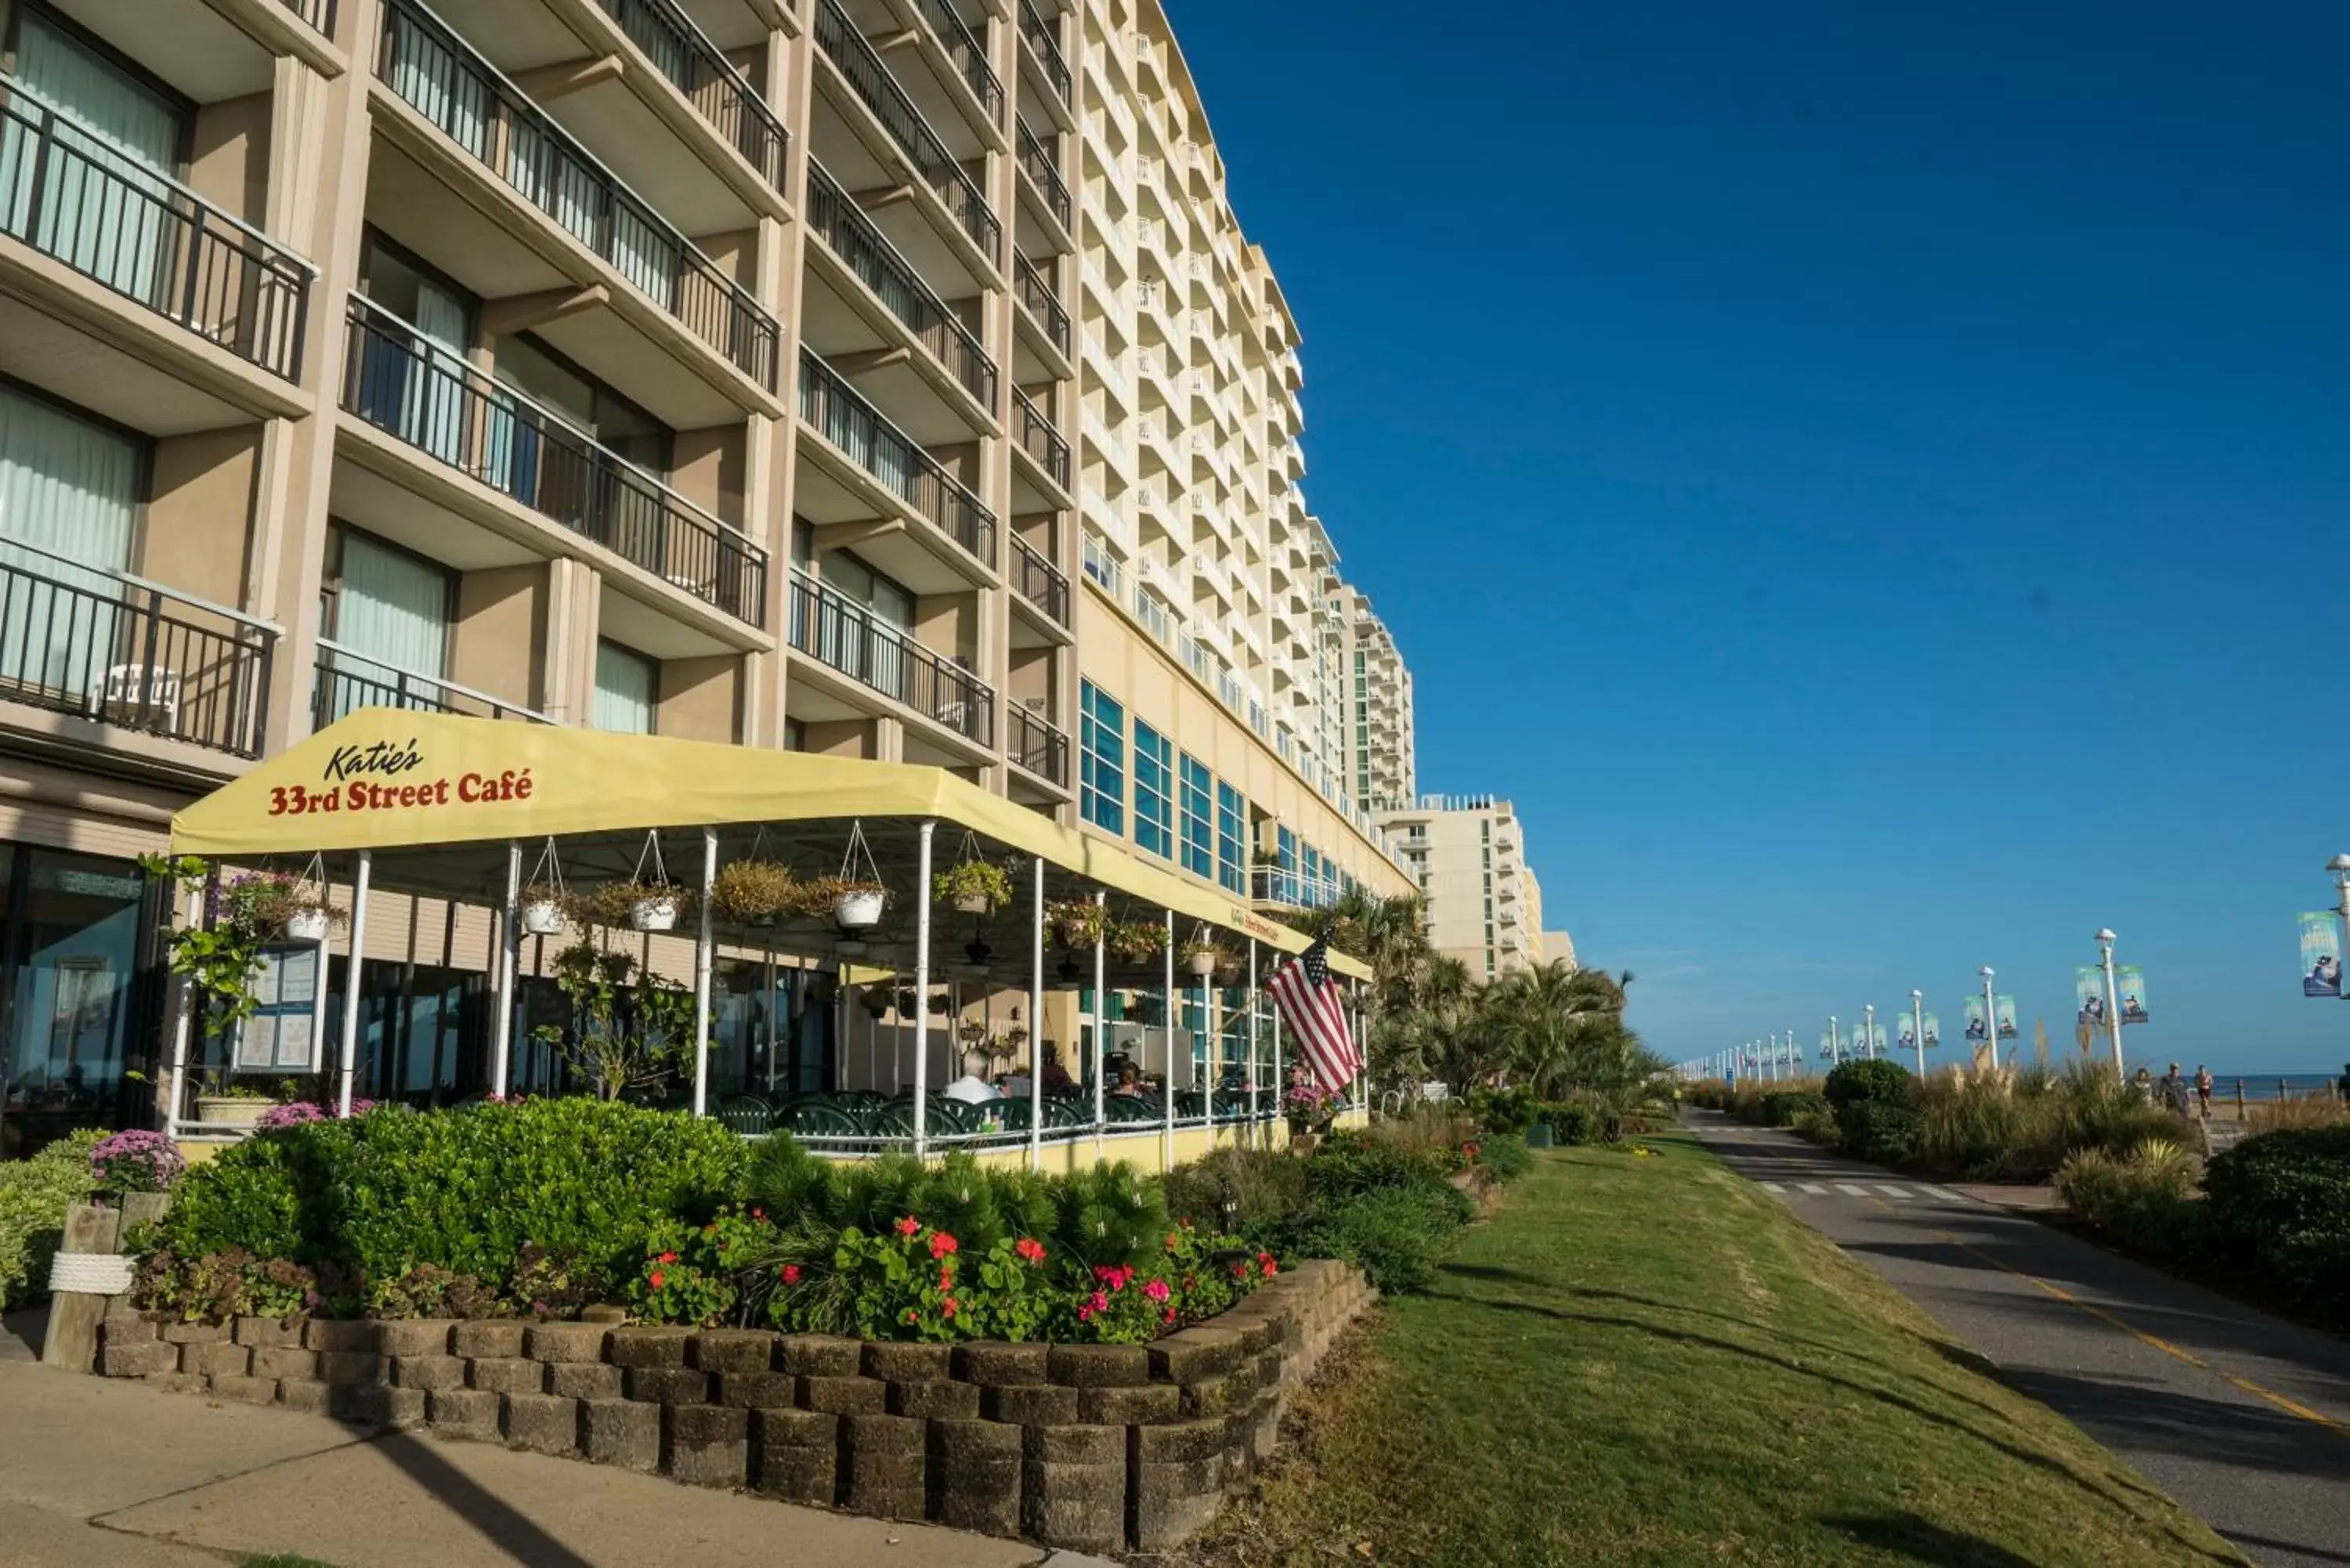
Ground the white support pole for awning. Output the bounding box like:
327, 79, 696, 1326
1160, 906, 1174, 1173
1246, 941, 1260, 1136
913, 819, 935, 1158
334, 851, 371, 1118
1090, 889, 1106, 1157
1029, 855, 1044, 1172
162, 881, 198, 1140
691, 828, 716, 1117
1202, 966, 1214, 1134
1271, 1006, 1284, 1141
490, 841, 519, 1099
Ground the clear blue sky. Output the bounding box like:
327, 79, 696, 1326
1170, 1, 2350, 1075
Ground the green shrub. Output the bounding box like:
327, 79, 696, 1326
1911, 1064, 2182, 1183
1759, 1090, 1827, 1128
1308, 1128, 1455, 1199
1162, 1147, 1311, 1241
1539, 1100, 1604, 1146
2056, 1140, 2208, 1263
2205, 1125, 2350, 1325
1837, 1101, 1924, 1167
1282, 1180, 1474, 1295
1824, 1060, 1912, 1111
0, 1129, 103, 1310
1477, 1134, 1534, 1181
160, 1120, 353, 1265
1788, 1106, 1840, 1145
1468, 1086, 1538, 1136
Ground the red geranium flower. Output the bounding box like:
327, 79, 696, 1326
1166, 1233, 1183, 1253
942, 1297, 959, 1320
1087, 1289, 1109, 1315
781, 1264, 801, 1285
649, 1270, 666, 1290
928, 1232, 960, 1259
938, 1267, 955, 1291
895, 1215, 921, 1237
1015, 1237, 1047, 1264
1163, 1306, 1177, 1326
657, 1251, 678, 1265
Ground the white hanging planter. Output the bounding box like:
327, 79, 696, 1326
1187, 948, 1218, 978
521, 899, 567, 937
953, 893, 992, 916
834, 889, 884, 930
284, 907, 331, 943
630, 896, 678, 933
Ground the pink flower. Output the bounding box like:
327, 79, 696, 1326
649, 1270, 666, 1290
1163, 1307, 1177, 1326
1144, 1279, 1170, 1303
895, 1216, 921, 1237
1087, 1290, 1109, 1315
781, 1265, 801, 1285
928, 1232, 960, 1260
942, 1297, 959, 1320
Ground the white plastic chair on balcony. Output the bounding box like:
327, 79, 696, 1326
93, 664, 179, 731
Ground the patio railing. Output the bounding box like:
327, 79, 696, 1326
787, 570, 993, 745
1015, 117, 1071, 229
1010, 534, 1068, 625
910, 0, 1003, 128
805, 161, 996, 408
377, 0, 779, 391
1014, 252, 1069, 357
0, 76, 311, 380
278, 0, 336, 37
812, 0, 1000, 266
1008, 700, 1067, 786
312, 639, 552, 729
1018, 0, 1072, 107
343, 296, 768, 627
1014, 388, 1069, 489
591, 0, 790, 191
0, 534, 275, 759
798, 349, 995, 567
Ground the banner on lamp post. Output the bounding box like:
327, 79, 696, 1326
1995, 995, 2020, 1040
2301, 912, 2342, 997
2074, 967, 2108, 1030
1961, 995, 1988, 1044
2117, 966, 2148, 1024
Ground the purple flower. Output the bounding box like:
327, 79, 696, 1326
89, 1129, 185, 1194
255, 1099, 378, 1130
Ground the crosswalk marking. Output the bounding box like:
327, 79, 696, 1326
1834, 1183, 1871, 1196
1875, 1185, 1910, 1198
1759, 1181, 1784, 1193
1799, 1183, 1826, 1194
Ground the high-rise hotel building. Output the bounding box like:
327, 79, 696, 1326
0, 0, 1416, 1150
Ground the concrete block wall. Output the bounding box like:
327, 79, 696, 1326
98, 1259, 1374, 1552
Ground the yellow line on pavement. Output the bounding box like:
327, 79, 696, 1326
1934, 1231, 2349, 1440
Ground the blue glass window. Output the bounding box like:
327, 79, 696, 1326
1080, 681, 1125, 833
1180, 754, 1213, 880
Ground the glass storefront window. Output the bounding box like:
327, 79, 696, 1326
2, 847, 152, 1153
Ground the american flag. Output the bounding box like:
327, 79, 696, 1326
1267, 937, 1360, 1091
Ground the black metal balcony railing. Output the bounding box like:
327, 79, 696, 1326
798, 350, 994, 567
344, 298, 768, 626
1014, 252, 1069, 356
0, 539, 273, 759
813, 0, 1000, 266
1018, 0, 1072, 106
1010, 534, 1067, 625
279, 0, 338, 38
313, 640, 551, 729
1013, 388, 1069, 490
787, 572, 992, 746
0, 81, 310, 381
1008, 702, 1067, 786
378, 0, 778, 392
594, 0, 790, 191
1015, 117, 1070, 230
805, 162, 996, 409
910, 0, 1003, 128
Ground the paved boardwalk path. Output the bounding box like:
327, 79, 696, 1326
1688, 1111, 2350, 1568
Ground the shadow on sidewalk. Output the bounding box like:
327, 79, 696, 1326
364, 1430, 595, 1568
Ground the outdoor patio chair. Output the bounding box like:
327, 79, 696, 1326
714, 1093, 772, 1136
778, 1100, 863, 1139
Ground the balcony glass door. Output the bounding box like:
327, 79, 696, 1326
355, 239, 476, 469
322, 529, 451, 721
2, 12, 185, 307
0, 385, 136, 702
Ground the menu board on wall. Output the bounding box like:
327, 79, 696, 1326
234, 945, 322, 1073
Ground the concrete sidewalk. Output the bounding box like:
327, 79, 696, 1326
0, 1353, 1079, 1568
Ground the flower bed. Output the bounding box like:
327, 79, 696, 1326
96, 1259, 1373, 1552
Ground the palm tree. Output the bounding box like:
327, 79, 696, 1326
1484, 960, 1654, 1103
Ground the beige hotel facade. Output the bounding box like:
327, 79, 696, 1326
0, 0, 1422, 1151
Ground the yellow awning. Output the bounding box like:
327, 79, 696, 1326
169, 710, 1369, 979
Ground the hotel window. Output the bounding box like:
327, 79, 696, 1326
1133, 721, 1173, 858
317, 526, 453, 721
0, 384, 141, 695
1215, 782, 1246, 895
594, 641, 657, 734
495, 334, 672, 475
1079, 681, 1125, 833
1179, 754, 1213, 880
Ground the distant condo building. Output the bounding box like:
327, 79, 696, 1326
1376, 796, 1546, 980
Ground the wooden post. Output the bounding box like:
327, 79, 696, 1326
2236, 1078, 2246, 1116
40, 1201, 123, 1371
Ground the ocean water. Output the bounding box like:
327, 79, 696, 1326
2206, 1072, 2341, 1100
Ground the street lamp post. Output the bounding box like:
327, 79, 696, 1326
1910, 988, 1925, 1075
1980, 966, 1999, 1071
2095, 928, 2125, 1080
1864, 1003, 1878, 1060
1828, 1014, 1840, 1067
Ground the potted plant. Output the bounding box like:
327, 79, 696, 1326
799, 876, 886, 930
1181, 935, 1220, 979
1046, 899, 1105, 950
520, 882, 569, 938
935, 858, 1012, 916
1213, 948, 1245, 987
958, 1020, 989, 1046
1108, 919, 1167, 965
710, 858, 797, 925
194, 1081, 276, 1129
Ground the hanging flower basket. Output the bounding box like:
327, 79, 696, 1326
710, 858, 797, 925
819, 822, 888, 930
629, 895, 678, 933
521, 899, 567, 937
1181, 936, 1220, 978
935, 840, 1013, 916
520, 844, 572, 938
284, 906, 334, 943
1047, 900, 1105, 950
1108, 920, 1168, 965
833, 884, 884, 930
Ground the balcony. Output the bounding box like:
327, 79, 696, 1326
313, 641, 551, 729
1013, 388, 1070, 491
1010, 534, 1068, 625
1013, 252, 1070, 358
375, 0, 779, 392
1015, 117, 1072, 235
591, 0, 791, 193
0, 537, 273, 761
804, 161, 996, 412
909, 0, 1004, 129
798, 349, 995, 569
787, 570, 992, 746
342, 297, 768, 627
1008, 702, 1068, 787
812, 0, 1000, 266
0, 79, 311, 381
279, 0, 337, 34
1017, 0, 1072, 110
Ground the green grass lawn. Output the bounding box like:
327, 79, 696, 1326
1175, 1134, 2243, 1567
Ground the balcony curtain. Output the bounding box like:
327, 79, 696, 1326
387, 6, 490, 162
327, 533, 450, 721
0, 387, 136, 701
1, 13, 183, 307
592, 641, 656, 735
